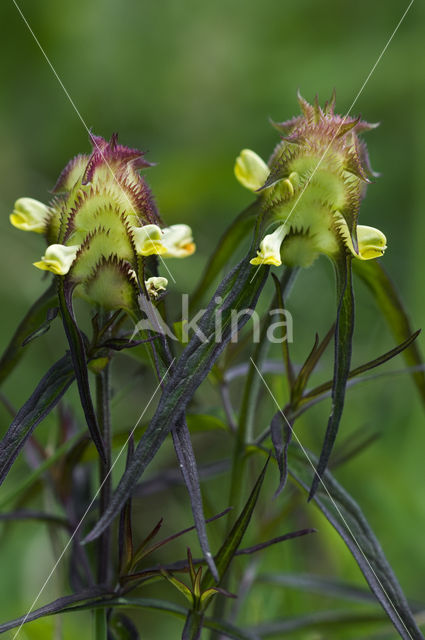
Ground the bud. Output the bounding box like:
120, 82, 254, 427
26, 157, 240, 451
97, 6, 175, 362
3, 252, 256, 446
145, 276, 168, 298
235, 92, 386, 268
10, 198, 50, 233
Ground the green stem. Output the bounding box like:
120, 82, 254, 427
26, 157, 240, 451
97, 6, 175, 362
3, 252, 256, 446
94, 355, 112, 640
96, 363, 112, 585
227, 267, 298, 521
93, 608, 108, 640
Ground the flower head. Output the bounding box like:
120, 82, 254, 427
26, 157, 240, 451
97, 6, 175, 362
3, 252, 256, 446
235, 92, 386, 268
11, 134, 195, 311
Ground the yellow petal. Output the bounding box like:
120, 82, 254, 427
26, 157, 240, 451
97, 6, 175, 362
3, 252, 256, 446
249, 224, 287, 267
356, 225, 387, 260
132, 224, 167, 256
234, 149, 270, 192
10, 198, 49, 233
161, 224, 196, 258
33, 244, 79, 275
334, 213, 387, 261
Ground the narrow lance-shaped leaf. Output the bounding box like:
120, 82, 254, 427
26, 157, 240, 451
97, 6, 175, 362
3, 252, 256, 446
0, 593, 260, 640
0, 430, 82, 509
354, 258, 425, 405
252, 609, 388, 637
172, 418, 219, 581
0, 587, 113, 634
270, 410, 292, 497
0, 354, 74, 485
202, 459, 269, 592
301, 329, 421, 406
21, 306, 59, 346
58, 279, 106, 463
291, 325, 335, 405
84, 255, 268, 543
139, 295, 219, 584
0, 281, 57, 385
258, 572, 423, 609
288, 444, 424, 640
309, 253, 354, 500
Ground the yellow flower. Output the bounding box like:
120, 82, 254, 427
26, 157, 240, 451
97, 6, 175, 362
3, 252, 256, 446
161, 224, 195, 258
132, 224, 168, 256
132, 224, 195, 258
334, 213, 387, 261
10, 198, 49, 233
33, 244, 80, 275
250, 224, 287, 266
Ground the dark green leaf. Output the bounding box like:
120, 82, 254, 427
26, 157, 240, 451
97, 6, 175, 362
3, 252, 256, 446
58, 280, 106, 462
258, 572, 424, 612
309, 254, 354, 499
0, 281, 57, 385
270, 410, 292, 496
258, 572, 379, 604
202, 459, 269, 591
0, 431, 82, 509
302, 330, 421, 405
172, 417, 219, 581
0, 509, 69, 528
234, 528, 315, 556
0, 587, 113, 634
354, 259, 425, 406
0, 354, 74, 485
291, 325, 335, 404
84, 257, 268, 544
21, 306, 59, 346
0, 593, 259, 640
289, 444, 424, 640
253, 609, 388, 637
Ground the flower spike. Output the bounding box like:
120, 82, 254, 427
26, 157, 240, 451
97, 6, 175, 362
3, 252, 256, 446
236, 91, 387, 269
12, 132, 195, 311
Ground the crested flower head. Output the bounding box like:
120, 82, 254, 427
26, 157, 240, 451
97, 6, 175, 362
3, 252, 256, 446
235, 91, 386, 268
11, 134, 195, 311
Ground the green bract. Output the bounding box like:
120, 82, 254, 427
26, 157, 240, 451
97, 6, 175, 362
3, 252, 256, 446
11, 134, 195, 311
234, 92, 387, 268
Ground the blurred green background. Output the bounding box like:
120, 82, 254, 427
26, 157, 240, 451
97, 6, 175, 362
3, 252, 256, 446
0, 0, 424, 638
